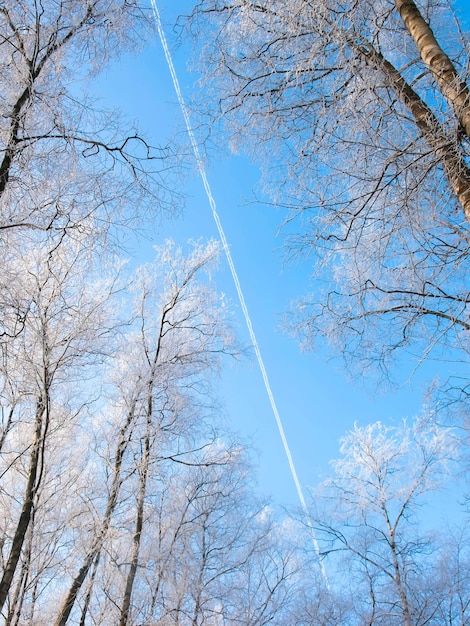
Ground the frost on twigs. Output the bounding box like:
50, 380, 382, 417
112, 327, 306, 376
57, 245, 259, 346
190, 0, 470, 404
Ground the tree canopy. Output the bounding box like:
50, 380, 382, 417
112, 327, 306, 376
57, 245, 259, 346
189, 0, 470, 406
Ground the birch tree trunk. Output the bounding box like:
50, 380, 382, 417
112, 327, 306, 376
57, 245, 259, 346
118, 418, 151, 626
0, 396, 48, 613
395, 0, 470, 137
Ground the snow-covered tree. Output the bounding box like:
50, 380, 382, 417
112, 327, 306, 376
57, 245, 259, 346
312, 417, 459, 625
189, 0, 470, 401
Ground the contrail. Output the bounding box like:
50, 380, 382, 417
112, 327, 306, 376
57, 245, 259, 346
151, 0, 327, 584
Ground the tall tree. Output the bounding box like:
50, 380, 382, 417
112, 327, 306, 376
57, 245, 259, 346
311, 417, 458, 625
189, 0, 470, 400
0, 237, 117, 616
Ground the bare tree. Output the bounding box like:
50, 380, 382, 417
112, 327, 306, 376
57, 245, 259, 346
311, 416, 458, 625
0, 227, 307, 625
0, 0, 174, 238
189, 0, 470, 397
2, 412, 92, 626
52, 239, 237, 625
430, 524, 470, 626
0, 236, 117, 617
133, 458, 304, 626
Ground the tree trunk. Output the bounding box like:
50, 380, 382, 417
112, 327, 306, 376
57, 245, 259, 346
356, 40, 470, 223
389, 534, 412, 626
5, 530, 31, 626
78, 552, 101, 626
119, 415, 152, 626
54, 403, 138, 626
395, 0, 470, 138
0, 399, 46, 613
119, 298, 169, 624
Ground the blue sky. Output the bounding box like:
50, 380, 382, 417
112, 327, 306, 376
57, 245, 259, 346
92, 1, 469, 509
